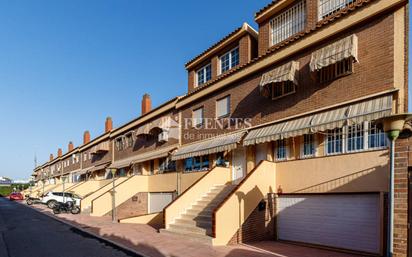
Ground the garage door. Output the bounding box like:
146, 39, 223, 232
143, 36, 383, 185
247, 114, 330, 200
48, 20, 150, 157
277, 194, 381, 254
148, 192, 174, 213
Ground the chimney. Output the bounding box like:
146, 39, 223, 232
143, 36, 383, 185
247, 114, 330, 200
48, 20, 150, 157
141, 93, 152, 115
83, 131, 91, 144
105, 117, 113, 133
57, 148, 62, 157
68, 141, 74, 152
49, 154, 54, 161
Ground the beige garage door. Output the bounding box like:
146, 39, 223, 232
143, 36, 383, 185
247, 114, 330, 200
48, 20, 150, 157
277, 194, 381, 254
149, 192, 173, 213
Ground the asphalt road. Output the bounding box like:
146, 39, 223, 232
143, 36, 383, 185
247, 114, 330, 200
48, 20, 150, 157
0, 197, 141, 257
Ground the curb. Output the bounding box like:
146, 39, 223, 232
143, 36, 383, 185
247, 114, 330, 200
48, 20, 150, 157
19, 202, 149, 257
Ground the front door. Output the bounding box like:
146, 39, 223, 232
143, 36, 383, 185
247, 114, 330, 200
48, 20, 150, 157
232, 147, 246, 184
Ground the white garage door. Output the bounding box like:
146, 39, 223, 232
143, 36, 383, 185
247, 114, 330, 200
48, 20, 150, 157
277, 194, 381, 254
149, 192, 174, 213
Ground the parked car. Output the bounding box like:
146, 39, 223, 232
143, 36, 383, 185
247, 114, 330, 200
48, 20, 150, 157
9, 192, 23, 201
41, 192, 81, 209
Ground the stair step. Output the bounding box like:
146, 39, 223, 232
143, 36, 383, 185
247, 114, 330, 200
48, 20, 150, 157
159, 229, 212, 245
181, 212, 212, 220
190, 204, 218, 212
174, 217, 212, 227
185, 208, 213, 216
169, 223, 212, 235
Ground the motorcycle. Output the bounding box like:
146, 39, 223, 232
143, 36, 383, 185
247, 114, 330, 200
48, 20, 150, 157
52, 200, 80, 215
25, 196, 42, 205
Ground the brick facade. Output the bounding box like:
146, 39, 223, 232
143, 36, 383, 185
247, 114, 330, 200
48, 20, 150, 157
393, 136, 411, 257
181, 13, 395, 144
228, 194, 276, 244
107, 192, 148, 220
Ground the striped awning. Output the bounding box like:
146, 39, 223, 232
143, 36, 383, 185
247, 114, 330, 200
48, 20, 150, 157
91, 141, 110, 154
110, 146, 177, 168
244, 95, 392, 146
310, 34, 358, 71
243, 123, 285, 146
88, 162, 110, 173
136, 117, 173, 136
260, 61, 299, 90
172, 131, 246, 160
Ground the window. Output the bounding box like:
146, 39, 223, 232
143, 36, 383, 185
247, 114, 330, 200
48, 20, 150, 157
216, 152, 229, 167
326, 122, 387, 156
149, 160, 155, 175
319, 0, 354, 20
347, 123, 364, 152
196, 63, 212, 86
326, 128, 343, 155
270, 0, 306, 46
220, 47, 239, 74
192, 107, 204, 127
125, 133, 134, 148
116, 137, 124, 151
184, 155, 209, 172
302, 134, 315, 158
368, 122, 387, 149
83, 153, 87, 162
318, 57, 353, 83
275, 139, 288, 161
159, 158, 176, 173
272, 81, 296, 100
216, 96, 230, 118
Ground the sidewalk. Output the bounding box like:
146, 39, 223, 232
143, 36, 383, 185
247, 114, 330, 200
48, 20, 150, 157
28, 203, 362, 257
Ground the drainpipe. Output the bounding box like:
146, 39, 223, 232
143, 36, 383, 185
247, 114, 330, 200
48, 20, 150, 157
387, 131, 399, 257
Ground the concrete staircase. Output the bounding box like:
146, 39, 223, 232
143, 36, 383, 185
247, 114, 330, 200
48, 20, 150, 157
161, 183, 236, 244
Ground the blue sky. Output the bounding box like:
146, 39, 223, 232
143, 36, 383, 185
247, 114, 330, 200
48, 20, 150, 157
0, 0, 271, 179
0, 1, 410, 180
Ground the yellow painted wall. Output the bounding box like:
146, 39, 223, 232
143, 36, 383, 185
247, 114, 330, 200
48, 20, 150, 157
80, 177, 128, 211
275, 149, 389, 193
91, 175, 149, 217
213, 161, 276, 245
70, 180, 111, 198
148, 173, 178, 192
180, 171, 208, 193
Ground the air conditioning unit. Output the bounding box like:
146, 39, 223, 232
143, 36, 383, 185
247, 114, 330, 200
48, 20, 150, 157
158, 131, 169, 142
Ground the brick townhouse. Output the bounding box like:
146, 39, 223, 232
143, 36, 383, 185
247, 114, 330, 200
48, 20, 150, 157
30, 0, 410, 256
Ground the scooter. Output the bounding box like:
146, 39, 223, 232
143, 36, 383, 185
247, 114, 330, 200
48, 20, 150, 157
53, 199, 80, 215
25, 195, 42, 205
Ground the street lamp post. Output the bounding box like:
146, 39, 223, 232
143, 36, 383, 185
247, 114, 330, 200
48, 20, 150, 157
106, 168, 117, 223
378, 113, 412, 257
62, 176, 67, 203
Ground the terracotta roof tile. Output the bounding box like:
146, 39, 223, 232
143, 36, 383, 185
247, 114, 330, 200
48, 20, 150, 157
185, 26, 243, 68
255, 0, 279, 18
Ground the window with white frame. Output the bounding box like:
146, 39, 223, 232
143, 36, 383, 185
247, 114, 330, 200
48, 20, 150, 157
115, 137, 124, 151
196, 63, 212, 86
326, 128, 343, 155
192, 107, 204, 127
125, 133, 134, 148
83, 153, 87, 162
302, 134, 316, 158
368, 122, 387, 149
347, 123, 364, 152
270, 0, 306, 46
326, 121, 388, 155
220, 47, 239, 74
184, 155, 209, 172
318, 0, 354, 20
275, 139, 288, 161
216, 95, 230, 118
